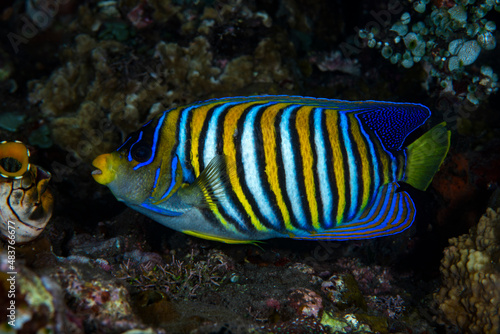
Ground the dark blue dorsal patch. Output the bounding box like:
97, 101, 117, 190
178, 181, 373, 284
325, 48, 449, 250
356, 103, 430, 151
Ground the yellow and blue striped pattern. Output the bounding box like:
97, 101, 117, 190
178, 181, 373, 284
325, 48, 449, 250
118, 95, 431, 240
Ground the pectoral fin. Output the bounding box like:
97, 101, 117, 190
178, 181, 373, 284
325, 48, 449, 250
177, 155, 234, 210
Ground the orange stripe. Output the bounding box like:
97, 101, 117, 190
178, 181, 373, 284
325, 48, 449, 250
261, 103, 293, 231
348, 115, 371, 211
325, 109, 346, 223
296, 106, 319, 230
189, 102, 224, 176
152, 107, 182, 200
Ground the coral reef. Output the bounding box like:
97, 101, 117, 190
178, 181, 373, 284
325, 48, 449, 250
0, 216, 437, 333
0, 252, 83, 333
358, 0, 499, 105
52, 263, 140, 332
435, 208, 500, 333
27, 0, 294, 162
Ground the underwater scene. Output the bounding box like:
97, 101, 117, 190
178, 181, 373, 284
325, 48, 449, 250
0, 0, 499, 333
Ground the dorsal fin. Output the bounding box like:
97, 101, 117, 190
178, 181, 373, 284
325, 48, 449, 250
348, 102, 431, 151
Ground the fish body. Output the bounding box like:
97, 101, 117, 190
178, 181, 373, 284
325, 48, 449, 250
92, 95, 450, 243
0, 141, 53, 243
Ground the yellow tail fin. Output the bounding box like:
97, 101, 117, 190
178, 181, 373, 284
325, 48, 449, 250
403, 122, 450, 191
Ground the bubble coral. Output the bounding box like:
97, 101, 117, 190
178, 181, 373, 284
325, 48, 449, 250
434, 208, 500, 333
358, 0, 499, 105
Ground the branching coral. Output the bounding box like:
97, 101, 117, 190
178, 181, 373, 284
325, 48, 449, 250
116, 249, 234, 300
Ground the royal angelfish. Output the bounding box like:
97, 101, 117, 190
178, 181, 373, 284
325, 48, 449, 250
92, 95, 450, 243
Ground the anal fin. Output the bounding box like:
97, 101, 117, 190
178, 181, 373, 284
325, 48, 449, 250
183, 230, 258, 244
292, 183, 415, 240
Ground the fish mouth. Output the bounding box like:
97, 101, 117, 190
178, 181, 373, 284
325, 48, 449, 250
91, 154, 115, 185
91, 169, 102, 176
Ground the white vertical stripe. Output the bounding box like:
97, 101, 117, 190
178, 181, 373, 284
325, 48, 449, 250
241, 102, 279, 227
313, 108, 333, 228
340, 113, 358, 220
391, 153, 397, 181
280, 105, 307, 228
203, 103, 238, 165
177, 105, 197, 182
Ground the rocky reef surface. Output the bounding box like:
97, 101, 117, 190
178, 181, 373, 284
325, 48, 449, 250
0, 208, 440, 333
0, 0, 499, 333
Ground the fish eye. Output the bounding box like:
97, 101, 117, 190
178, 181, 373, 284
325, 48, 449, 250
131, 144, 152, 163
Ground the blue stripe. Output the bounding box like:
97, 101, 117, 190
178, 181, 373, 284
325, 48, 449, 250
128, 131, 143, 162
356, 185, 393, 227
368, 187, 403, 237
340, 114, 358, 220
329, 184, 393, 235
241, 102, 279, 227
281, 105, 307, 229
153, 166, 161, 190
358, 186, 412, 238
339, 190, 390, 233
392, 194, 405, 229
364, 192, 413, 237
117, 136, 132, 152
140, 202, 183, 216
134, 112, 167, 170
296, 202, 413, 239
177, 106, 197, 183
314, 108, 333, 228
355, 114, 380, 200
304, 184, 398, 239
341, 185, 398, 238
159, 155, 178, 200
377, 186, 398, 231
